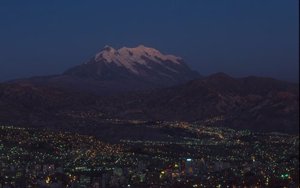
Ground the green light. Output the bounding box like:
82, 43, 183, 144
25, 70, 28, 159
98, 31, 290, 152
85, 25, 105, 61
281, 174, 289, 179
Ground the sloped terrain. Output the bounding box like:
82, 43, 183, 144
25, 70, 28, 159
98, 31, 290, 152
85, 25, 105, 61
1, 73, 298, 134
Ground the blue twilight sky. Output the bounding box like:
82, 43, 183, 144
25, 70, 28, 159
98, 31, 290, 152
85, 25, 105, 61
0, 0, 298, 82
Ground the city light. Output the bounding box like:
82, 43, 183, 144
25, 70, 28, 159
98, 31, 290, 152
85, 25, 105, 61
0, 125, 298, 187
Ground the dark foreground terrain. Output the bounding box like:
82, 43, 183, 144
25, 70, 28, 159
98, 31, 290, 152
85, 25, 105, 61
0, 72, 299, 135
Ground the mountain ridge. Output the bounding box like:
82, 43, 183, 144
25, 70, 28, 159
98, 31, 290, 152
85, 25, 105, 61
2, 45, 298, 134
1, 73, 298, 134
11, 45, 200, 95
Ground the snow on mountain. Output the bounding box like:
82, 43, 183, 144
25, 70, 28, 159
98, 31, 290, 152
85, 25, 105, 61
10, 44, 200, 94
92, 45, 183, 74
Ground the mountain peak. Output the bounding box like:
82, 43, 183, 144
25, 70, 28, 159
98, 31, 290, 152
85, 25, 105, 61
103, 45, 115, 52
137, 44, 146, 48
93, 45, 185, 74
63, 44, 199, 89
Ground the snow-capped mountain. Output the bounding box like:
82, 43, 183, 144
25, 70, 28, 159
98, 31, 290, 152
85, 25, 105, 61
12, 45, 200, 94
64, 45, 199, 87
94, 45, 183, 73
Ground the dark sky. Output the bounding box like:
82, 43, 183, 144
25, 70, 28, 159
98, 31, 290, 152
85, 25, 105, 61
0, 0, 298, 82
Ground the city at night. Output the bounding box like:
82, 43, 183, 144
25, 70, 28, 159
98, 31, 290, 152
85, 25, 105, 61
0, 1, 299, 187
